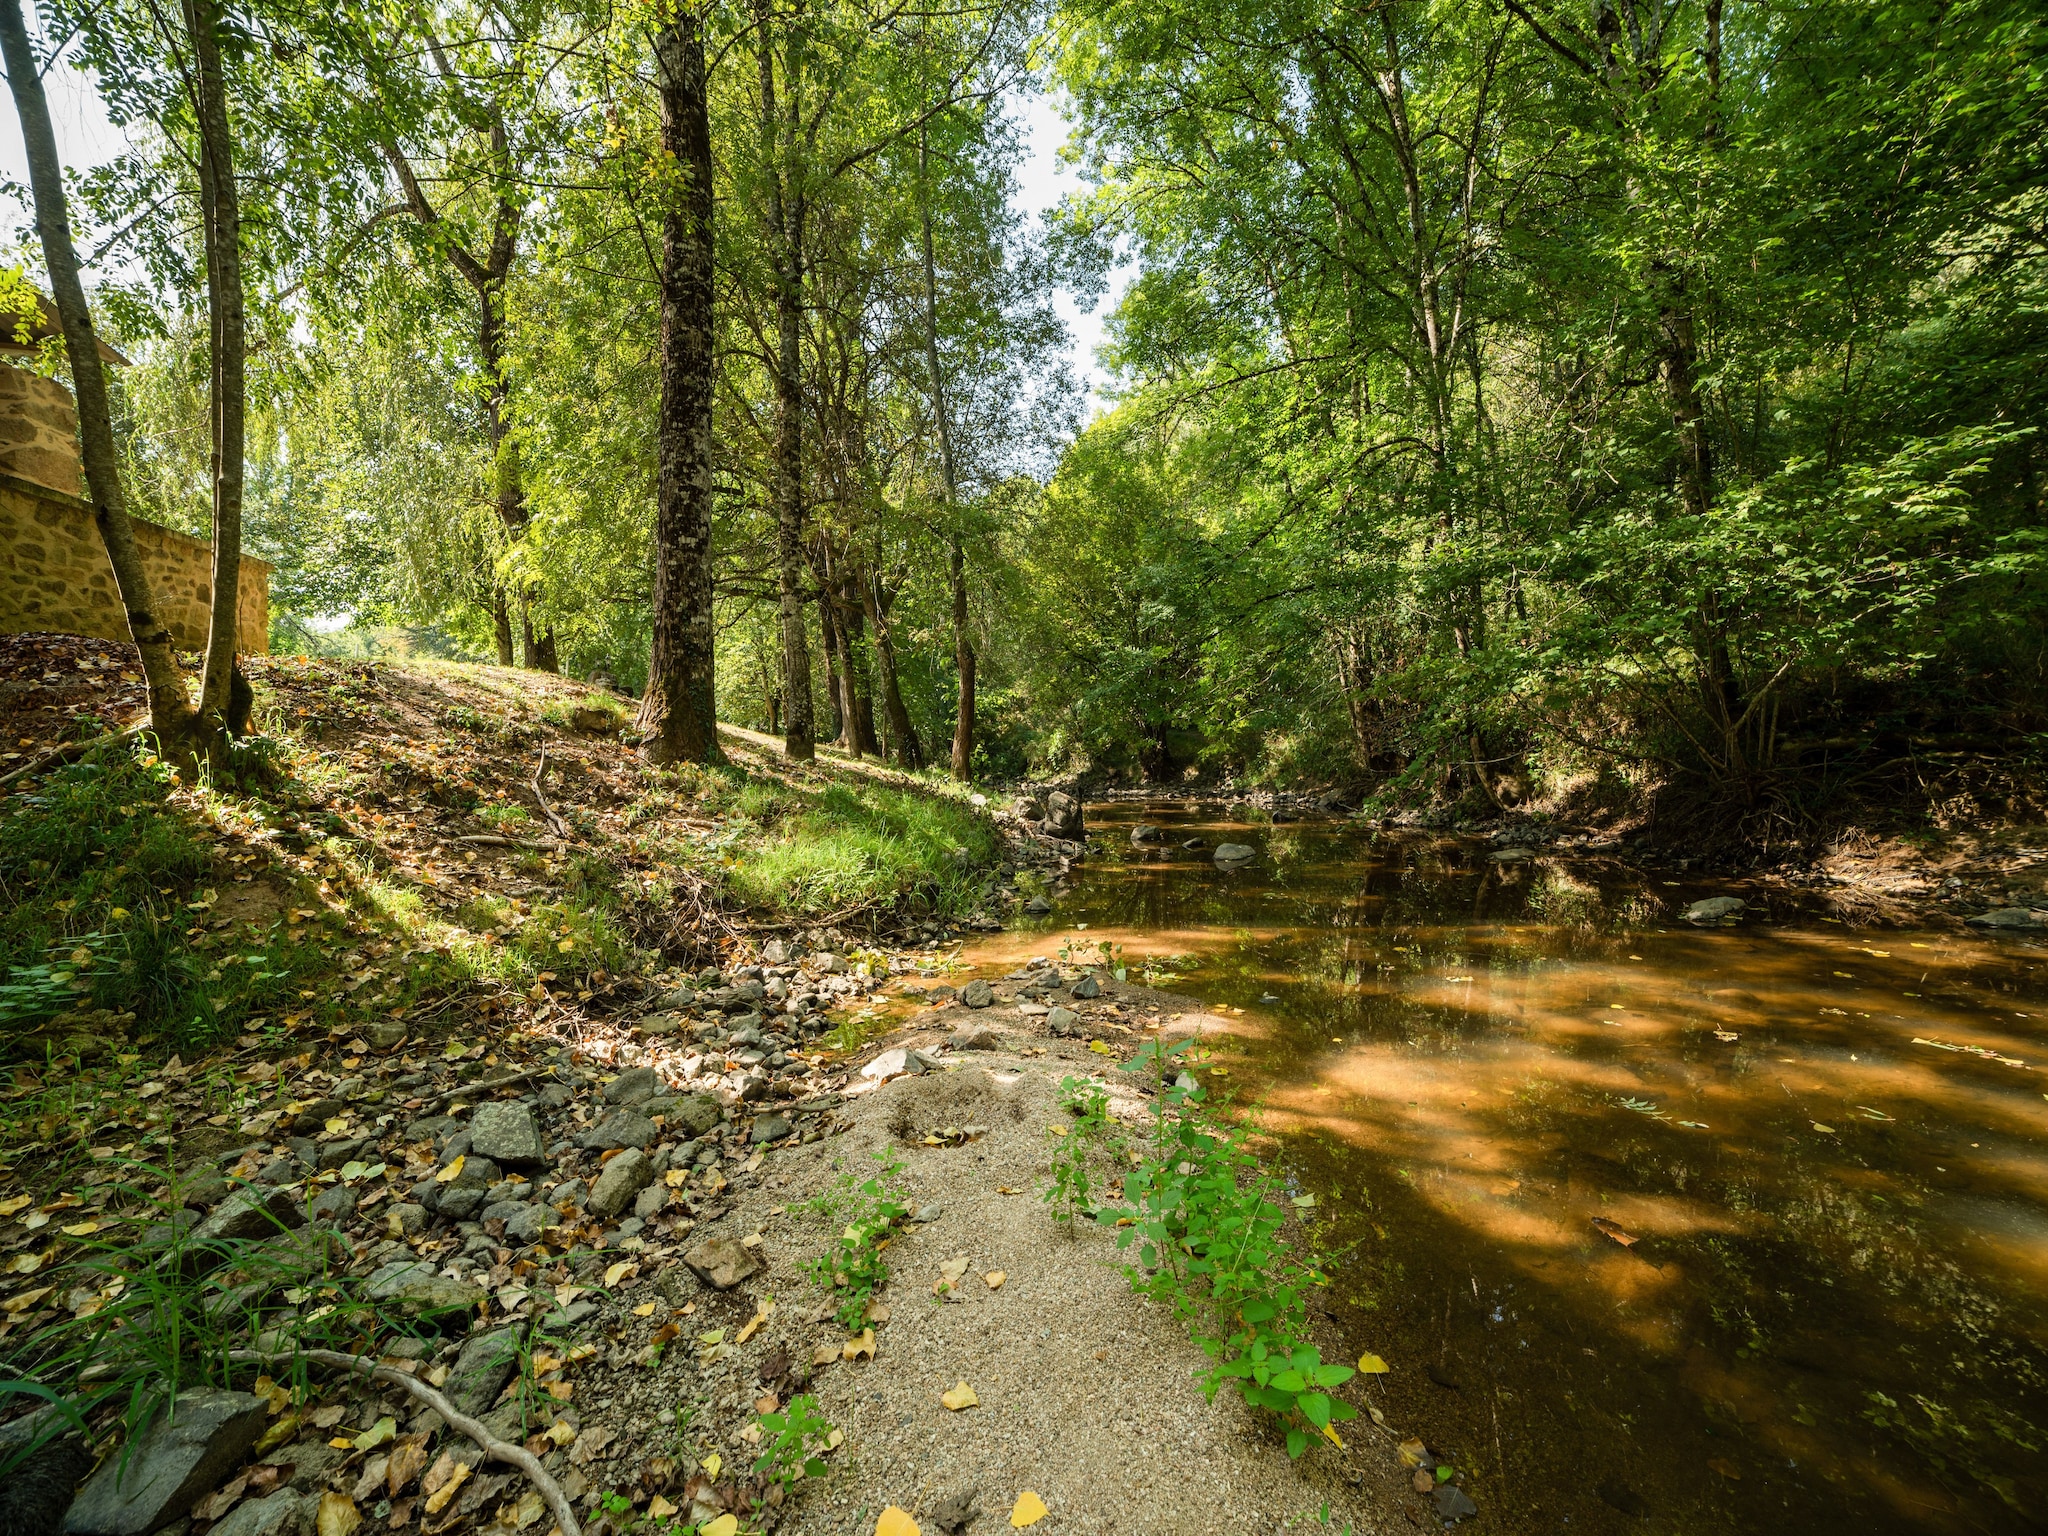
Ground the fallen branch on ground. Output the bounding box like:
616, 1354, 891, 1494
529, 744, 572, 841
0, 724, 144, 788
228, 1347, 580, 1536
451, 834, 571, 852
417, 1065, 557, 1112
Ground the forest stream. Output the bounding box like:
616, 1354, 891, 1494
964, 800, 2048, 1534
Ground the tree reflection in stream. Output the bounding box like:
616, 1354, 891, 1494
964, 800, 2048, 1533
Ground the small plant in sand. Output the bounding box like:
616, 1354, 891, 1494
752, 1393, 837, 1493
1102, 1038, 1359, 1458
1043, 1076, 1115, 1226
806, 1149, 908, 1331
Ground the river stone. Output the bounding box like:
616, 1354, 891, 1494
1213, 843, 1256, 866
604, 1068, 661, 1105
661, 1093, 722, 1137
172, 1188, 306, 1277
305, 1185, 356, 1224
501, 1204, 553, 1246
63, 1387, 269, 1536
588, 1149, 654, 1220
633, 1186, 667, 1220
953, 1025, 1001, 1051
1023, 896, 1051, 915
750, 1113, 795, 1145
637, 1013, 684, 1038
1967, 907, 2048, 929
577, 1108, 658, 1151
443, 1328, 523, 1416
362, 1019, 408, 1050
960, 979, 994, 1009
1046, 1007, 1081, 1037
1489, 846, 1535, 863
860, 1048, 925, 1081
208, 1490, 311, 1536
1043, 791, 1085, 841
1069, 973, 1102, 1000
469, 1102, 546, 1165
1682, 896, 1747, 924
683, 1236, 762, 1290
1129, 823, 1165, 844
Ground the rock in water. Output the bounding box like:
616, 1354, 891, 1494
684, 1236, 762, 1290
1129, 823, 1165, 845
960, 979, 995, 1009
1043, 791, 1085, 841
1488, 846, 1535, 863
1213, 843, 1256, 866
1681, 896, 1747, 924
1967, 907, 2048, 929
63, 1389, 268, 1536
467, 1102, 545, 1166
587, 1149, 654, 1220
1023, 896, 1052, 915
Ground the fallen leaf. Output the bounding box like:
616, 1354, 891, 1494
2, 1285, 52, 1313
983, 1271, 1005, 1290
1010, 1491, 1048, 1528
604, 1259, 638, 1287
812, 1344, 840, 1367
736, 1298, 775, 1344
0, 1195, 31, 1217
876, 1508, 920, 1536
702, 1452, 723, 1480
317, 1492, 361, 1536
1357, 1352, 1390, 1375
60, 1221, 100, 1237
699, 1517, 737, 1536
1590, 1216, 1638, 1247
544, 1420, 577, 1450
941, 1380, 979, 1411
865, 1300, 891, 1324
386, 1439, 430, 1496
1397, 1438, 1428, 1468
1811, 1123, 1836, 1134
646, 1496, 677, 1520
423, 1461, 469, 1516
844, 1329, 876, 1361
996, 1186, 1021, 1196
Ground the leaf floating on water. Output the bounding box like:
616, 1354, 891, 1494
1678, 1121, 1710, 1129
1913, 1037, 2027, 1068
1811, 1122, 1836, 1134
1857, 1106, 1895, 1121
1713, 1030, 1739, 1043
1358, 1352, 1390, 1375
1590, 1217, 1639, 1247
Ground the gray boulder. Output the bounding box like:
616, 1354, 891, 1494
501, 1204, 553, 1246
1682, 896, 1747, 924
665, 1092, 725, 1138
468, 1102, 546, 1166
1129, 823, 1166, 845
1022, 896, 1051, 915
588, 1149, 653, 1220
576, 1109, 658, 1152
1213, 843, 1256, 866
750, 1113, 794, 1145
63, 1388, 268, 1536
305, 1185, 356, 1225
683, 1236, 761, 1290
443, 1328, 523, 1416
603, 1068, 661, 1106
1069, 973, 1102, 1000
1967, 907, 2048, 930
173, 1188, 306, 1278
960, 979, 994, 1009
208, 1490, 311, 1536
1046, 1006, 1082, 1037
952, 1025, 1001, 1051
1043, 791, 1085, 841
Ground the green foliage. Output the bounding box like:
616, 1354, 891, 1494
807, 1150, 909, 1332
752, 1393, 836, 1491
1102, 1040, 1357, 1459
1043, 1076, 1116, 1226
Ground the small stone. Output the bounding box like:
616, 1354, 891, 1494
480, 1199, 530, 1226
1022, 896, 1051, 915
1069, 974, 1102, 1000
960, 979, 994, 1009
1682, 896, 1747, 924
860, 1048, 918, 1081
209, 1490, 311, 1536
1212, 843, 1256, 865
750, 1113, 794, 1145
436, 1187, 485, 1221
362, 1020, 408, 1051
315, 1138, 369, 1172
1046, 1007, 1081, 1037
1488, 846, 1535, 863
504, 1205, 554, 1246
443, 1329, 523, 1417
1434, 1484, 1478, 1521
576, 1109, 658, 1152
306, 1186, 356, 1224
632, 1186, 667, 1220
666, 1093, 724, 1138
952, 1026, 1001, 1051
384, 1203, 428, 1238
468, 1103, 546, 1166
63, 1388, 269, 1536
637, 1014, 683, 1038
682, 1236, 761, 1290
762, 940, 788, 964
587, 1149, 654, 1220
603, 1068, 661, 1105
1129, 823, 1165, 844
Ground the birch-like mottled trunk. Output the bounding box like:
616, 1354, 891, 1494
639, 8, 722, 764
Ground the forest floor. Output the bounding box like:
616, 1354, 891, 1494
0, 638, 1402, 1536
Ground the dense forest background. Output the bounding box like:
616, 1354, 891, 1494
31, 0, 2048, 821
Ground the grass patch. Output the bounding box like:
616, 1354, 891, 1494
719, 777, 1002, 922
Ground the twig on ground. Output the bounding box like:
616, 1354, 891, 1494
529, 744, 572, 841
417, 1065, 557, 1112
0, 724, 145, 788
228, 1347, 579, 1536
451, 834, 571, 851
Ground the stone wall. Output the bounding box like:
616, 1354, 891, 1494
0, 477, 270, 653
0, 366, 84, 498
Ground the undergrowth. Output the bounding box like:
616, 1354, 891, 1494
805, 1150, 908, 1331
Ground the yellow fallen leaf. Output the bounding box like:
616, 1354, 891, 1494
1010, 1491, 1048, 1528
1812, 1123, 1836, 1134
423, 1461, 469, 1515
702, 1452, 723, 1479
699, 1517, 737, 1536
316, 1492, 361, 1536
1358, 1352, 1390, 1375
3, 1285, 53, 1313
632, 1302, 657, 1318
545, 1420, 577, 1449
353, 1417, 397, 1452
0, 1195, 31, 1217
813, 1344, 840, 1367
736, 1299, 774, 1344
435, 1156, 465, 1184
1047, 1125, 1067, 1137
876, 1508, 920, 1536
646, 1496, 677, 1519
941, 1380, 979, 1411
664, 1169, 690, 1188
983, 1271, 1005, 1290
1320, 1422, 1345, 1448
60, 1221, 99, 1237
844, 1329, 876, 1361
603, 1260, 638, 1287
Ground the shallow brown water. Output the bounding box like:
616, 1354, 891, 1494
966, 801, 2048, 1534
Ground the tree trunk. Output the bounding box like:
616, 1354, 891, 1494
492, 588, 515, 667
762, 19, 813, 761
639, 9, 722, 766
816, 576, 845, 745
0, 0, 196, 744
861, 569, 923, 769
184, 0, 244, 736
917, 126, 973, 781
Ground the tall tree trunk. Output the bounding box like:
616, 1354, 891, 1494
840, 583, 879, 756
861, 569, 922, 769
816, 575, 845, 745
184, 0, 244, 735
492, 587, 515, 666
917, 125, 973, 781
639, 8, 722, 765
0, 0, 196, 744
